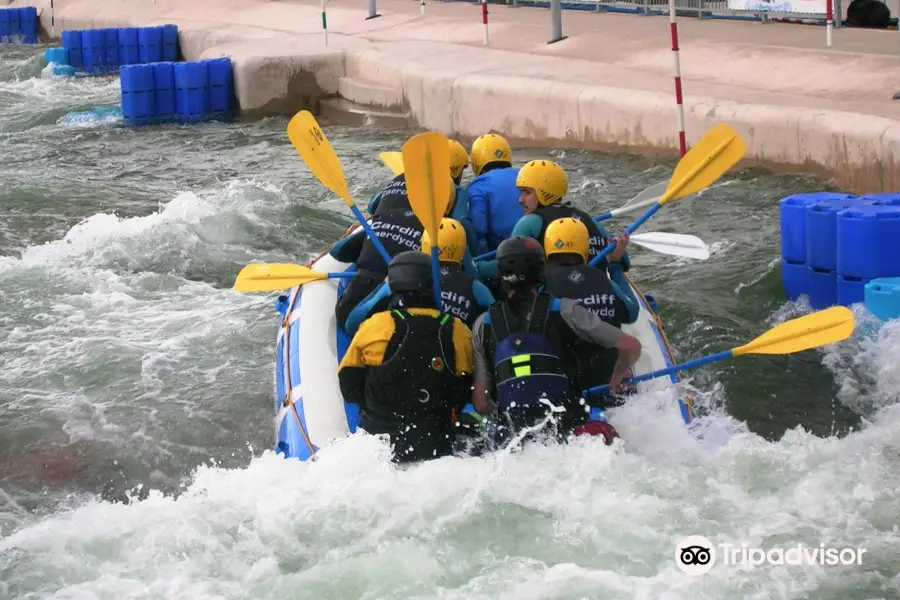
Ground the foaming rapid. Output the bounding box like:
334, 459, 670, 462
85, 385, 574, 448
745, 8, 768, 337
1, 43, 898, 599
1, 382, 897, 599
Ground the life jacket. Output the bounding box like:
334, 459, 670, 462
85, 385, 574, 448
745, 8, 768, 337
536, 203, 609, 268
543, 262, 625, 391
484, 293, 574, 413
542, 263, 626, 328
373, 174, 410, 214
438, 263, 480, 328
355, 208, 424, 275
362, 309, 461, 423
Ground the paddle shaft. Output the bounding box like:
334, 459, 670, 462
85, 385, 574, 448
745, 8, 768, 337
350, 205, 392, 266
593, 195, 660, 223
587, 203, 662, 268
586, 350, 733, 396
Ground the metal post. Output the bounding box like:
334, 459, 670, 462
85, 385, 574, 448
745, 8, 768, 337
548, 0, 567, 44
825, 0, 833, 46
421, 0, 425, 15
367, 0, 381, 19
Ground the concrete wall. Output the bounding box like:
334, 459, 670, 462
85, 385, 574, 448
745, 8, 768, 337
16, 0, 900, 193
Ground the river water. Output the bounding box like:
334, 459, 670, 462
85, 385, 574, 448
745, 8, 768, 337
1, 45, 898, 599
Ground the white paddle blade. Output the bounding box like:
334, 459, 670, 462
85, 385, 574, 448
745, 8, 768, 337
630, 232, 711, 260
624, 180, 668, 208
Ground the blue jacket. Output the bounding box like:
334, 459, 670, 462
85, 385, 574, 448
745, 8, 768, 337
466, 167, 523, 254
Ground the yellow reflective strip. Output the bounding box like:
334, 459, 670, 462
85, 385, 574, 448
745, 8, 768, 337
511, 354, 531, 365
513, 365, 531, 377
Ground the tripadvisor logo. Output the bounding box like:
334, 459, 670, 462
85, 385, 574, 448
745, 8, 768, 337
675, 535, 867, 576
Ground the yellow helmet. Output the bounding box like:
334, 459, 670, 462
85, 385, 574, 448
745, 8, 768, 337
544, 217, 589, 263
448, 139, 469, 180
420, 218, 467, 264
470, 134, 512, 177
516, 159, 568, 206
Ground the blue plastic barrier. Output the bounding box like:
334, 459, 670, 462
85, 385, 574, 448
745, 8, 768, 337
207, 57, 234, 114
175, 61, 209, 122
104, 28, 119, 70
61, 29, 83, 69
118, 27, 140, 66
138, 25, 162, 64
45, 47, 68, 65
119, 58, 235, 126
1, 7, 39, 44
779, 192, 856, 301
56, 26, 180, 74
161, 24, 179, 61
863, 192, 900, 206
120, 64, 155, 126
153, 61, 176, 121
82, 29, 106, 74
864, 277, 900, 322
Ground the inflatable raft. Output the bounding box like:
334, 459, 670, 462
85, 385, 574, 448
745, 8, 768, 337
273, 226, 694, 461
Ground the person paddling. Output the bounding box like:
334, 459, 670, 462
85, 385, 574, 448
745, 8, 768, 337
541, 217, 640, 409
343, 218, 494, 334
465, 134, 524, 254
470, 236, 641, 447
338, 251, 474, 464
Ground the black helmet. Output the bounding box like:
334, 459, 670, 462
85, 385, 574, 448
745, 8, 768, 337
496, 236, 545, 285
387, 250, 433, 294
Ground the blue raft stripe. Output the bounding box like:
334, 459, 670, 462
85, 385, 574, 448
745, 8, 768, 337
275, 284, 319, 460
274, 334, 286, 415
634, 287, 694, 424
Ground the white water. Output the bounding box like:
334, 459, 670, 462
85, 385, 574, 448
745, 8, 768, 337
1, 188, 898, 596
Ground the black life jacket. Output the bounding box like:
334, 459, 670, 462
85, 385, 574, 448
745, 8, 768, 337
543, 263, 626, 329
542, 263, 626, 391
438, 263, 480, 329
483, 293, 577, 413
373, 174, 410, 214
363, 309, 461, 423
356, 208, 424, 275
536, 203, 609, 268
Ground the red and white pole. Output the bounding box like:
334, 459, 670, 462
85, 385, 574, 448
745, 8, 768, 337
669, 0, 687, 157
482, 0, 489, 46
825, 0, 833, 47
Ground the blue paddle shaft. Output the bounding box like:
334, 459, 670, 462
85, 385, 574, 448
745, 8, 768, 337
327, 272, 357, 279
587, 203, 663, 268
349, 204, 392, 266
430, 246, 444, 312
586, 349, 734, 395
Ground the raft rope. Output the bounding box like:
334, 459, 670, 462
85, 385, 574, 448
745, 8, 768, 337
281, 286, 318, 460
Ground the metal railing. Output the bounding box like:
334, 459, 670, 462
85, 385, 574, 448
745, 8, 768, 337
444, 0, 843, 27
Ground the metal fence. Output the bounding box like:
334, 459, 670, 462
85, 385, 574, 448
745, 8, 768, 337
445, 0, 847, 27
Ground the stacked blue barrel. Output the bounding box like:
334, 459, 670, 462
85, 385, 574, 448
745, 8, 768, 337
51, 25, 179, 75
0, 6, 39, 44
779, 191, 900, 320
121, 57, 235, 126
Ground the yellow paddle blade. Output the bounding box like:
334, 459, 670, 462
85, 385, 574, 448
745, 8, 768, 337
233, 263, 328, 293
286, 110, 353, 207
659, 123, 747, 206
732, 306, 855, 357
402, 131, 452, 244
379, 151, 404, 176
